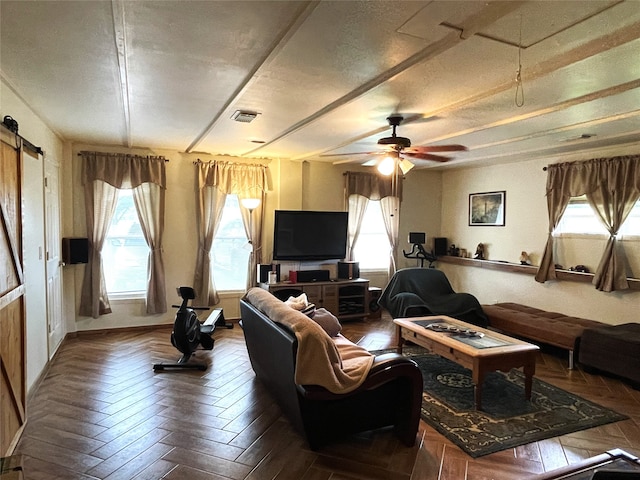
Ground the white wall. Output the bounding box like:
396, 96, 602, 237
437, 154, 639, 325
396, 170, 443, 270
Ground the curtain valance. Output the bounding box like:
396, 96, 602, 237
81, 151, 166, 188
545, 155, 640, 197
344, 171, 402, 200
198, 161, 271, 198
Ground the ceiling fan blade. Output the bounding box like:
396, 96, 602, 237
403, 152, 452, 162
320, 151, 381, 158
405, 144, 468, 153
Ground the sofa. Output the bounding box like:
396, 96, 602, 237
240, 287, 423, 450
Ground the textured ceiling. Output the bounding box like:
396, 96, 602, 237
1, 0, 639, 170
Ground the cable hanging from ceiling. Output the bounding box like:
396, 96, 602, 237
514, 15, 525, 108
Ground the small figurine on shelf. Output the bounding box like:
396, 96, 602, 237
474, 243, 485, 260
570, 265, 590, 273
520, 251, 531, 265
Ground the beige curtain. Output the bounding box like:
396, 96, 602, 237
240, 190, 267, 288
344, 171, 402, 271
346, 194, 369, 261
196, 161, 271, 301
79, 180, 118, 318
193, 187, 226, 305
535, 155, 640, 291
588, 158, 640, 290
380, 195, 400, 276
133, 182, 167, 313
79, 151, 167, 318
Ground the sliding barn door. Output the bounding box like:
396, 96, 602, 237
0, 132, 27, 455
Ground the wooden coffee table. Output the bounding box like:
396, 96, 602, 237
394, 315, 539, 410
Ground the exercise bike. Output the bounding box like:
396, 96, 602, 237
403, 242, 437, 268
153, 286, 233, 372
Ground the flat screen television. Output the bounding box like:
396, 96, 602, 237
273, 210, 348, 261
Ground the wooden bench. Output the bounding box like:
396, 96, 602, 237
481, 302, 605, 369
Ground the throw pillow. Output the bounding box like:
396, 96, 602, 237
284, 293, 309, 310
311, 308, 342, 337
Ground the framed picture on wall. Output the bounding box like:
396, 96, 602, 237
469, 191, 506, 226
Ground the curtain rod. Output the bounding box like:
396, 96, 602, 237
193, 158, 270, 167
77, 152, 169, 162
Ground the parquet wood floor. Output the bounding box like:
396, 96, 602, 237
14, 313, 640, 479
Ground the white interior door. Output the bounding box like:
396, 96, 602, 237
22, 149, 48, 392
44, 156, 63, 357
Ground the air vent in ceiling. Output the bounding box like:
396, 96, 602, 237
231, 110, 260, 123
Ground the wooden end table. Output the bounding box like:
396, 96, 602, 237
394, 316, 539, 410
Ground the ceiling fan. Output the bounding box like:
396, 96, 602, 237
324, 115, 467, 174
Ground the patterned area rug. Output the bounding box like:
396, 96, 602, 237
376, 348, 628, 458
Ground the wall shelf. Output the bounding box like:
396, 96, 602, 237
437, 255, 640, 291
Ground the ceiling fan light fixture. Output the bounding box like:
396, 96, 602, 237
399, 158, 415, 174
377, 156, 395, 176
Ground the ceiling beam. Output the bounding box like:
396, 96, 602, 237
245, 1, 527, 158
184, 1, 321, 153
111, 0, 132, 148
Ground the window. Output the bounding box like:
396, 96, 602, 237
555, 195, 640, 238
211, 195, 250, 290
352, 200, 390, 269
103, 189, 149, 295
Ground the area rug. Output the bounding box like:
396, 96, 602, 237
374, 348, 628, 458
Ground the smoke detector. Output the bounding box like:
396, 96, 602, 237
231, 110, 260, 123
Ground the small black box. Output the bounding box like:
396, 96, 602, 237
434, 237, 448, 256
338, 261, 360, 280
408, 232, 425, 244
257, 264, 280, 283
296, 269, 330, 282
62, 237, 89, 264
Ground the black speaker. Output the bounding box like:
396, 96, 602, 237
62, 237, 89, 264
434, 237, 448, 256
408, 232, 425, 244
257, 264, 280, 283
296, 269, 330, 282
368, 286, 382, 320
338, 261, 360, 280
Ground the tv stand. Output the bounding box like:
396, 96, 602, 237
259, 278, 369, 321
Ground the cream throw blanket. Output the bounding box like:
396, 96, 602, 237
245, 288, 374, 394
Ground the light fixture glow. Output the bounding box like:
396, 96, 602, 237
377, 156, 395, 176
240, 197, 261, 211
399, 158, 415, 174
